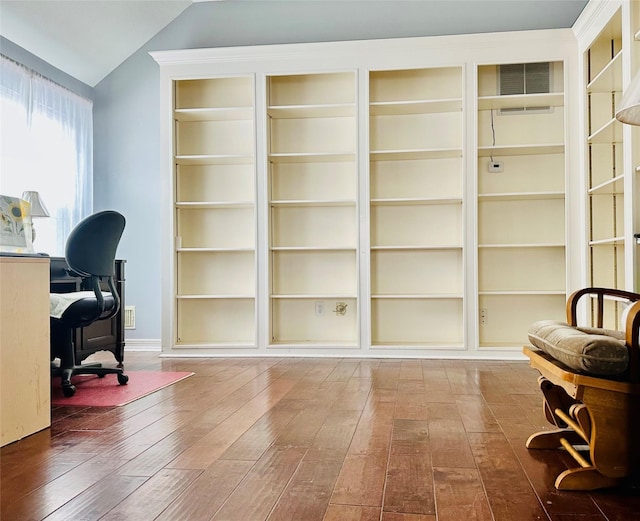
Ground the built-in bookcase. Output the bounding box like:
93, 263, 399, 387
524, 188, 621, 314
153, 28, 582, 357
369, 67, 464, 347
476, 62, 567, 348
586, 11, 624, 310
634, 2, 640, 296
266, 72, 358, 345
582, 5, 639, 328
173, 76, 256, 346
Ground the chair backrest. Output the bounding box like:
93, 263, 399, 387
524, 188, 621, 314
65, 211, 125, 278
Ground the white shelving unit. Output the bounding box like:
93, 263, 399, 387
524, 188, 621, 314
476, 62, 567, 348
152, 28, 583, 358
369, 67, 464, 348
634, 2, 640, 296
267, 72, 358, 346
579, 2, 640, 327
586, 12, 625, 319
173, 77, 256, 346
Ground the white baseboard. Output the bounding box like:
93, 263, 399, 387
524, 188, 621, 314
124, 339, 162, 352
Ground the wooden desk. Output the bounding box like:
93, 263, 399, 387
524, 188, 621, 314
0, 256, 51, 446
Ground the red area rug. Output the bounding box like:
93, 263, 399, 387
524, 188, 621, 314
51, 371, 194, 407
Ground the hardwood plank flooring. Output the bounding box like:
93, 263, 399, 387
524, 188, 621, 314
2, 352, 640, 520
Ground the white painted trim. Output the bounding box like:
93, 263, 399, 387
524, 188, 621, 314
125, 339, 162, 351
158, 351, 528, 361
150, 29, 576, 68
573, 0, 623, 53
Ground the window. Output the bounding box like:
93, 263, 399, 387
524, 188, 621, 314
0, 55, 93, 255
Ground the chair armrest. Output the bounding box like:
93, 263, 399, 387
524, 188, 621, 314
87, 274, 121, 321
105, 275, 121, 319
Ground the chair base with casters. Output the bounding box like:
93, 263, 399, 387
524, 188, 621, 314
51, 320, 128, 397
523, 287, 640, 491
50, 210, 129, 398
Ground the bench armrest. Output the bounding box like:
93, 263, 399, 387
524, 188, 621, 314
565, 288, 640, 382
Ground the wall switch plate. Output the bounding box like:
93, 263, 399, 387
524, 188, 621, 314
488, 161, 504, 173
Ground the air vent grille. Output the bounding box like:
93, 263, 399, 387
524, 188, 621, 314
124, 305, 136, 329
500, 62, 550, 95
499, 62, 551, 113
500, 64, 526, 96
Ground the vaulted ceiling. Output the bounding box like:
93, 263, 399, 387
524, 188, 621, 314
0, 0, 589, 88
0, 0, 191, 86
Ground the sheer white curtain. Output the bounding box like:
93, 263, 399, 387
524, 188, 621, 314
0, 55, 93, 255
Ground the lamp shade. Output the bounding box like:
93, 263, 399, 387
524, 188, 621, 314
21, 191, 50, 218
615, 71, 640, 125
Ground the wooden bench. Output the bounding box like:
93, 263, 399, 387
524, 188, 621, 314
523, 287, 640, 491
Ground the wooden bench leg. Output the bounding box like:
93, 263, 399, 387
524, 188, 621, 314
526, 428, 584, 449
538, 376, 578, 428
527, 429, 621, 490
555, 467, 619, 491
525, 376, 638, 490
524, 344, 640, 491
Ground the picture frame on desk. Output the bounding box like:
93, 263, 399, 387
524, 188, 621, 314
0, 194, 34, 254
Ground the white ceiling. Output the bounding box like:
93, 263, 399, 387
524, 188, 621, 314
0, 0, 588, 89
0, 0, 192, 86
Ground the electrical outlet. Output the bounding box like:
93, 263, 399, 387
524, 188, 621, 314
488, 161, 504, 173
334, 302, 347, 316
480, 308, 488, 325
315, 301, 325, 316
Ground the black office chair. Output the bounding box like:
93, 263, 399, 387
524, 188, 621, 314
50, 210, 129, 397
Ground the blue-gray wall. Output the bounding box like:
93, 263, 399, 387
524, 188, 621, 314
93, 0, 587, 342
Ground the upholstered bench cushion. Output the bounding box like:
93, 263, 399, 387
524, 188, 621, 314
528, 320, 629, 376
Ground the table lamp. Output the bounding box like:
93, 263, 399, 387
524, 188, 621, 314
21, 190, 50, 243
615, 71, 640, 125
615, 71, 640, 252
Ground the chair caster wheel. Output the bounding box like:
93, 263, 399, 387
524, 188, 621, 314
117, 373, 129, 385
62, 384, 76, 397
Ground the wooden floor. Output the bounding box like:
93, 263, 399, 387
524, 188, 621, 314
2, 352, 639, 521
